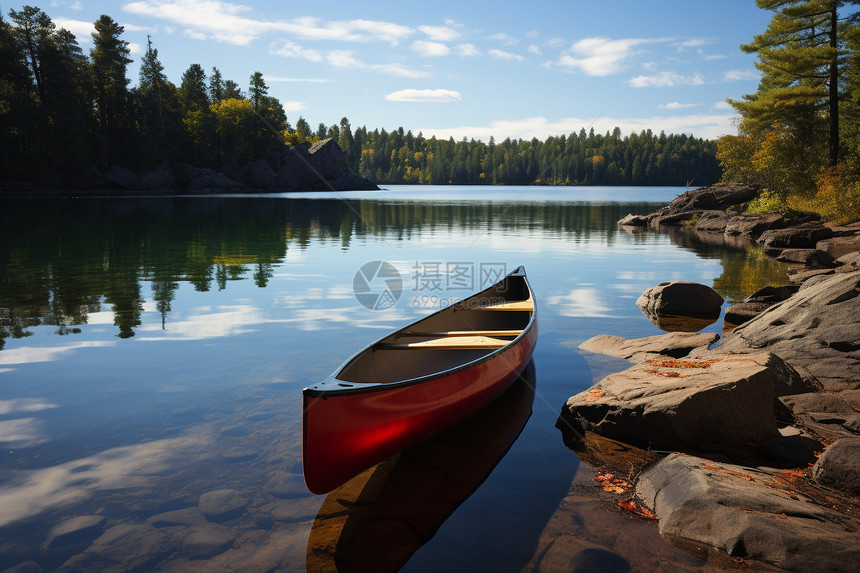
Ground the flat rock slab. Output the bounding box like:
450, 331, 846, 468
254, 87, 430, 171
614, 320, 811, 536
578, 332, 719, 362
724, 213, 787, 238
44, 515, 106, 549
719, 271, 860, 391
813, 438, 860, 495
558, 353, 801, 451
636, 453, 860, 572
817, 235, 860, 259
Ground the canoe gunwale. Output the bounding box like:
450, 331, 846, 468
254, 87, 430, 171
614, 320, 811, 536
302, 267, 536, 399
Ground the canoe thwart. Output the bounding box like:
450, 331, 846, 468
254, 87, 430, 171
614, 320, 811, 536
473, 299, 534, 311
376, 335, 512, 350
400, 329, 523, 338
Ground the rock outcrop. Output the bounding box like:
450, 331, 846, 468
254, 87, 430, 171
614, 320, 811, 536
558, 353, 804, 451
635, 453, 860, 572
717, 271, 860, 391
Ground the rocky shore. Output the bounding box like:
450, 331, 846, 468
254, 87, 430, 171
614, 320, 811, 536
0, 138, 378, 196
559, 184, 860, 572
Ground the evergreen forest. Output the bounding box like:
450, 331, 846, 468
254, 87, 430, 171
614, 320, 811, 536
0, 5, 720, 189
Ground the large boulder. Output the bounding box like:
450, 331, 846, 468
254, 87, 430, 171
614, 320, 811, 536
578, 332, 719, 363
635, 453, 860, 572
659, 183, 759, 214
636, 281, 724, 320
718, 271, 860, 391
557, 353, 802, 451
812, 438, 860, 495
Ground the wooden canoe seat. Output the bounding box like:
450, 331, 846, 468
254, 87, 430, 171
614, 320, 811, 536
376, 335, 512, 350
401, 329, 523, 337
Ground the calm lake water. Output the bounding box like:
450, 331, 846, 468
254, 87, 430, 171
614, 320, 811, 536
0, 186, 790, 571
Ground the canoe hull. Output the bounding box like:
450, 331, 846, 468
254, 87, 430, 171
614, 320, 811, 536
303, 323, 537, 494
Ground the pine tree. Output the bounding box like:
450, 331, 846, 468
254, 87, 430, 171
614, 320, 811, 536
91, 14, 132, 168
209, 66, 224, 104
732, 0, 859, 167
249, 71, 267, 111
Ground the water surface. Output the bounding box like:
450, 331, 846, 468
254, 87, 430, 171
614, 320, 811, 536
0, 186, 789, 571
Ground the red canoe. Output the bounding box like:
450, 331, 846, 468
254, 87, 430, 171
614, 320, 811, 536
302, 266, 538, 494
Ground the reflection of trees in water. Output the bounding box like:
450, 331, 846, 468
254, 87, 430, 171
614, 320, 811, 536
661, 227, 790, 303
0, 197, 661, 343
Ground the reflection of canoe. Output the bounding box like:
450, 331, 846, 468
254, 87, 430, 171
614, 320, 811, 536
303, 266, 538, 494
306, 362, 536, 572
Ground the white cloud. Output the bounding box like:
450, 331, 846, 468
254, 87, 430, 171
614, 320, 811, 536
489, 48, 525, 62
546, 37, 566, 50
704, 54, 726, 61
326, 49, 364, 68
128, 42, 143, 54
659, 102, 702, 109
385, 89, 462, 102
371, 63, 432, 78
53, 17, 94, 41
674, 38, 713, 48
418, 25, 460, 42
554, 37, 661, 76
713, 101, 733, 110
281, 100, 306, 112
457, 43, 480, 56
488, 32, 517, 45
271, 41, 324, 61
417, 113, 740, 143
412, 39, 451, 57
123, 1, 414, 46
629, 71, 704, 87
319, 50, 430, 77
724, 69, 759, 81
527, 44, 541, 55
183, 28, 207, 40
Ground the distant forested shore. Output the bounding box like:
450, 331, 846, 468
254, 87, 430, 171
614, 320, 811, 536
0, 5, 718, 191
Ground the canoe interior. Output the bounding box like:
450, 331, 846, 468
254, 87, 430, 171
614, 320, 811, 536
336, 274, 533, 384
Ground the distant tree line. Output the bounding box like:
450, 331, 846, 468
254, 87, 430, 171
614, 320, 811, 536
1, 5, 720, 187
347, 127, 720, 186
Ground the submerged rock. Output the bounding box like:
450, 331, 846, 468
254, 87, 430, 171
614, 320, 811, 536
635, 453, 860, 572
578, 332, 719, 363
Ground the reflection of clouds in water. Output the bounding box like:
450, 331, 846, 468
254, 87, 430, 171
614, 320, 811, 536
0, 428, 213, 528
0, 417, 49, 448
137, 305, 265, 341
547, 289, 617, 318
617, 271, 658, 281
136, 302, 410, 340
0, 398, 60, 415
0, 341, 116, 366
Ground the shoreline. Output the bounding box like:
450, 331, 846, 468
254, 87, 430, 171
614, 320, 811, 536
559, 183, 860, 572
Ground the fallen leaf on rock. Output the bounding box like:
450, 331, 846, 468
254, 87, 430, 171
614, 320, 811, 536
585, 389, 605, 402
643, 369, 689, 378
647, 359, 720, 369
617, 500, 656, 519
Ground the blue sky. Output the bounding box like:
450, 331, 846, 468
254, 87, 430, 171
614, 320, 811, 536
43, 0, 772, 140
